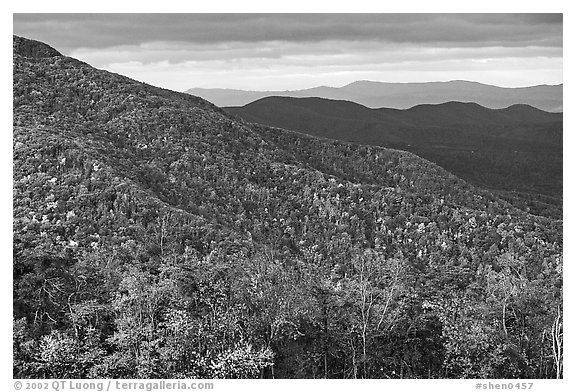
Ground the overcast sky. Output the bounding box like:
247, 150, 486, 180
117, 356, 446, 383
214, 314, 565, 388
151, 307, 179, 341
13, 14, 563, 91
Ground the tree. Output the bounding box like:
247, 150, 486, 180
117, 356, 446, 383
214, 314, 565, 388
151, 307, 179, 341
343, 249, 405, 378
551, 305, 563, 379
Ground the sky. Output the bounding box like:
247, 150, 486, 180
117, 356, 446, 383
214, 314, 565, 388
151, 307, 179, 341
13, 13, 563, 91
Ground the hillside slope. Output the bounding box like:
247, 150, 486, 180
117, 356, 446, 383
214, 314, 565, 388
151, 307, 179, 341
227, 97, 563, 218
13, 36, 562, 379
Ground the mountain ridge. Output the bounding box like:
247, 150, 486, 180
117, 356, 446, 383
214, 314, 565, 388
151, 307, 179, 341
226, 96, 562, 218
226, 96, 562, 142
187, 80, 563, 112
13, 35, 62, 58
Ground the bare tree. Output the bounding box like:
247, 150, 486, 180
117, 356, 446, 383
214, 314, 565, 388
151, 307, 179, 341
351, 250, 404, 378
551, 305, 563, 379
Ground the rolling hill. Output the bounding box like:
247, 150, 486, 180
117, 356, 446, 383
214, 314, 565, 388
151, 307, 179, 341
227, 97, 563, 218
13, 36, 562, 379
187, 80, 563, 112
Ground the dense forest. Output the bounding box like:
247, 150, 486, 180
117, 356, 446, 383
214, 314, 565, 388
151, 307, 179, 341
226, 97, 562, 219
13, 36, 563, 379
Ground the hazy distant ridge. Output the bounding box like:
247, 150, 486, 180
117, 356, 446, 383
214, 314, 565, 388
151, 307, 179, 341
187, 80, 563, 112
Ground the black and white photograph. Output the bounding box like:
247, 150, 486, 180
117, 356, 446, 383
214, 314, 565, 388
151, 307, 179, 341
10, 8, 565, 385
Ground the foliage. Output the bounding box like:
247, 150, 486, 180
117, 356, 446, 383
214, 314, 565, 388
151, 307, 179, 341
13, 36, 563, 379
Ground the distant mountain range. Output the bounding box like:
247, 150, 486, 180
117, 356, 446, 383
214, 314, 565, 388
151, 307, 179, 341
187, 80, 563, 112
227, 97, 562, 217
226, 97, 562, 150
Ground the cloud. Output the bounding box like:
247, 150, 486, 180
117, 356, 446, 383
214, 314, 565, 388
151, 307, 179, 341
14, 14, 562, 51
104, 54, 562, 91
13, 14, 563, 90
97, 43, 562, 91
68, 40, 562, 67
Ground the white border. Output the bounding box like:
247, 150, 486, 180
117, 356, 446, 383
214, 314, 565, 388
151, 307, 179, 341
2, 2, 572, 391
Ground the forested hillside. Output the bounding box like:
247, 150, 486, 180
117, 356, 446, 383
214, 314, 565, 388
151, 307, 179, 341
227, 97, 563, 219
13, 36, 563, 379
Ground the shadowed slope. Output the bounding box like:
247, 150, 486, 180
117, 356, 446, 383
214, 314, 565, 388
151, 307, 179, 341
227, 96, 562, 217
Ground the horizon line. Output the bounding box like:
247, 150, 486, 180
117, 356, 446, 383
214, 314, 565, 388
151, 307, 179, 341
186, 79, 564, 93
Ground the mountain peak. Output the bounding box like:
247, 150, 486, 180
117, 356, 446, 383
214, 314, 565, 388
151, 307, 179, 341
13, 35, 62, 59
